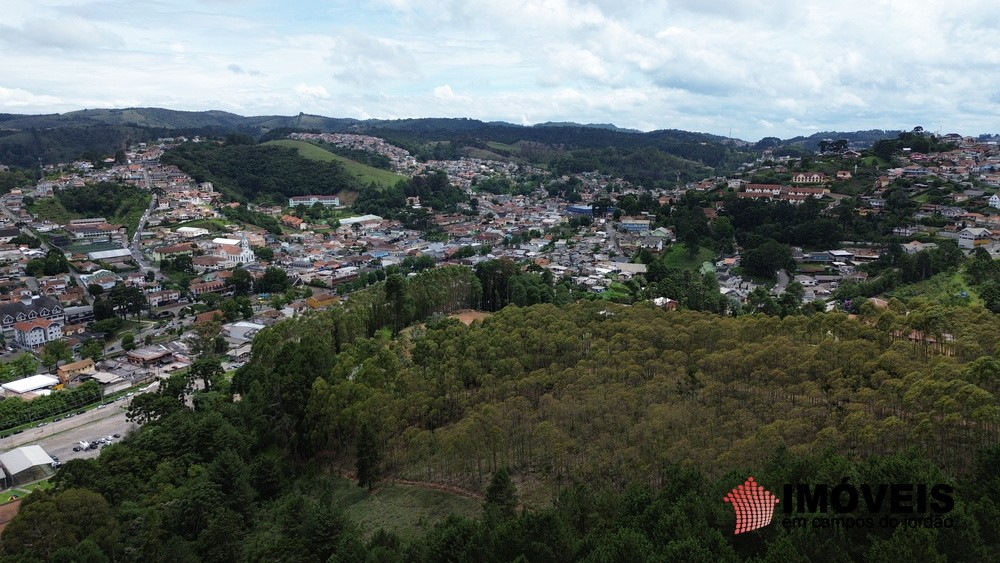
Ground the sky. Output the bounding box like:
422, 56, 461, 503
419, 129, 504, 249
1, 0, 999, 141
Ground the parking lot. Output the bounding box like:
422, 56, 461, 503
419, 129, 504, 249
0, 395, 143, 465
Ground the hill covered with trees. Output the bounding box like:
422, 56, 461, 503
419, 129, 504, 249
160, 138, 369, 205
0, 109, 757, 186
5, 261, 1000, 560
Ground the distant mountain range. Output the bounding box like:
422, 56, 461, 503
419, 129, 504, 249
0, 107, 949, 171
0, 108, 745, 171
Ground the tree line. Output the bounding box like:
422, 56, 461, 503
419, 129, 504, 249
6, 297, 1000, 559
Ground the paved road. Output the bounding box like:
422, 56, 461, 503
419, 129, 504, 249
605, 222, 621, 255
0, 397, 142, 464
129, 175, 160, 279
774, 269, 790, 294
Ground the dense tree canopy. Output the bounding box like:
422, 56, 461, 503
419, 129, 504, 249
8, 295, 1000, 560
161, 142, 362, 205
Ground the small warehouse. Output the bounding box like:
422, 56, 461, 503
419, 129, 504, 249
0, 446, 55, 488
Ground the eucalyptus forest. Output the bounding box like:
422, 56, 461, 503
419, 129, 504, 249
3, 262, 1000, 561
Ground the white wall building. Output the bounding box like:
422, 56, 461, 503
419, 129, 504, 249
13, 318, 63, 349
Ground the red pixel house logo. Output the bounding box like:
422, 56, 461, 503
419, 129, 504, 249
723, 477, 780, 534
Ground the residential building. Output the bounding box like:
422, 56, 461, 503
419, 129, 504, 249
189, 280, 225, 296
959, 227, 991, 249
0, 295, 65, 337
281, 215, 306, 230
13, 317, 63, 348
57, 358, 96, 385
147, 290, 181, 308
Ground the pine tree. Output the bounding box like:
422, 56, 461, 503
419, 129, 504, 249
356, 422, 380, 490
484, 467, 518, 520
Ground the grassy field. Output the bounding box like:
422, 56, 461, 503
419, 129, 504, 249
29, 195, 148, 235
4, 480, 53, 503
28, 198, 82, 224
888, 270, 979, 307
171, 218, 232, 232
63, 241, 125, 254
661, 244, 716, 271
600, 281, 633, 301
329, 476, 482, 539
264, 140, 406, 189
485, 141, 518, 153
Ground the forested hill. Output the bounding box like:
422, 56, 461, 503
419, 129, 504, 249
8, 270, 1000, 559
239, 298, 1000, 485
160, 140, 367, 204
0, 109, 753, 182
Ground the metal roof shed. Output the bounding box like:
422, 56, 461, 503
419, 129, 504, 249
1, 374, 59, 395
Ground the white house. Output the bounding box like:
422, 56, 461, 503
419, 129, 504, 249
989, 194, 1000, 209
959, 227, 992, 249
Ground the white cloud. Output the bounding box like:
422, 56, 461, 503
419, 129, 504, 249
0, 0, 999, 139
432, 85, 458, 100
325, 34, 422, 85
295, 84, 330, 99
0, 16, 124, 51
0, 86, 61, 107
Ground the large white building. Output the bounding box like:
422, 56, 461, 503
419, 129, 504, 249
288, 195, 340, 208
13, 317, 63, 349
213, 234, 256, 267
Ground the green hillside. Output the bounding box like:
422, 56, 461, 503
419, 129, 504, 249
8, 265, 1000, 560
264, 139, 405, 189
160, 141, 364, 205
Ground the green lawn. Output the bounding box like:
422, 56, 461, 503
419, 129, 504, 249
661, 245, 716, 271
329, 476, 482, 539
264, 140, 406, 189
3, 480, 53, 503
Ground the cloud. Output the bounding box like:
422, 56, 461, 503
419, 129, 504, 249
432, 85, 458, 100
0, 86, 61, 108
325, 34, 422, 85
228, 64, 264, 76
3, 0, 1000, 139
0, 16, 124, 51
295, 84, 330, 99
